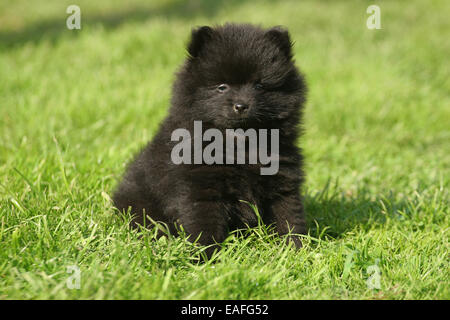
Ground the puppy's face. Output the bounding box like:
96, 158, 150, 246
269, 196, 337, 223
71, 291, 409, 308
178, 24, 305, 129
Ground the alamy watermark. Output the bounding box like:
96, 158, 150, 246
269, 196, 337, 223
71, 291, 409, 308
171, 121, 280, 175
65, 5, 381, 32
366, 260, 381, 290
366, 5, 381, 30
66, 5, 81, 30
66, 265, 81, 289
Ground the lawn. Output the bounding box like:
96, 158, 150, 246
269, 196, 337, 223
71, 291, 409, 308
0, 0, 448, 299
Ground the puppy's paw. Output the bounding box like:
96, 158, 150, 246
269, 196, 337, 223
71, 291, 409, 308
285, 234, 303, 249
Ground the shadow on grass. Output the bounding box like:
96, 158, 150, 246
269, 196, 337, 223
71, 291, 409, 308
0, 0, 243, 49
304, 183, 412, 239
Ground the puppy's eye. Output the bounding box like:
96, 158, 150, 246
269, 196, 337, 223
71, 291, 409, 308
254, 83, 264, 90
217, 84, 229, 93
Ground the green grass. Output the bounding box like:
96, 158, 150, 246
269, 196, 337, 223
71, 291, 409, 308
0, 0, 449, 299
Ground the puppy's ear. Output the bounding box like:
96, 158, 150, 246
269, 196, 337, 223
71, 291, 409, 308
188, 26, 214, 58
265, 26, 293, 59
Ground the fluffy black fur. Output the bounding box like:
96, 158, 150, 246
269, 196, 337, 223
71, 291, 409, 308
113, 23, 307, 257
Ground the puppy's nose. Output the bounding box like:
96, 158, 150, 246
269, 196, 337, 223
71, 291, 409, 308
233, 103, 249, 113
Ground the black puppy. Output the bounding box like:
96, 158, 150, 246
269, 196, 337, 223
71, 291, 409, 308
113, 23, 307, 257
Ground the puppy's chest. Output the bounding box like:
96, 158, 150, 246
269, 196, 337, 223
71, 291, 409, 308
184, 164, 271, 226
215, 167, 268, 226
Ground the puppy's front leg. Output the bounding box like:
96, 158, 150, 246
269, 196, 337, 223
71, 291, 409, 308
176, 200, 229, 259
270, 193, 307, 248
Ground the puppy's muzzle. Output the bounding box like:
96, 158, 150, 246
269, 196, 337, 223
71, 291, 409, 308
233, 103, 249, 114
